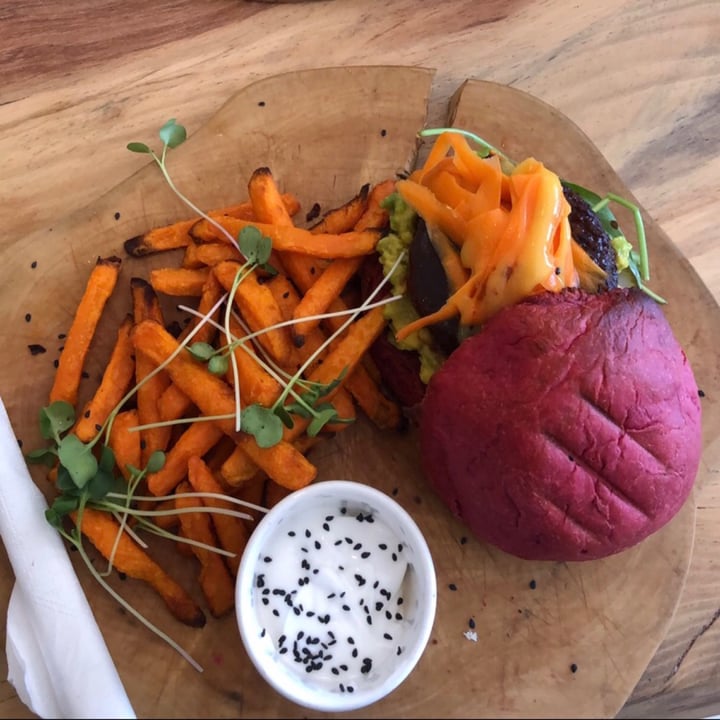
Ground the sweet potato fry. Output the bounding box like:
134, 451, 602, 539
213, 261, 293, 367
291, 257, 362, 344
158, 383, 194, 424
182, 241, 242, 269
131, 320, 317, 490
75, 315, 135, 442
131, 278, 171, 464
122, 197, 300, 258
174, 480, 236, 617
353, 179, 396, 231
220, 445, 260, 486
50, 256, 121, 406
225, 315, 282, 407
191, 216, 381, 259
187, 456, 250, 576
248, 167, 294, 226
307, 306, 388, 390
108, 408, 141, 481
147, 420, 224, 497
177, 271, 225, 347
309, 183, 370, 234
150, 267, 210, 297
73, 507, 205, 627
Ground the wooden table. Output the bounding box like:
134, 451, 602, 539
1, 1, 718, 717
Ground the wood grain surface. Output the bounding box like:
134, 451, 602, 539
1, 1, 719, 718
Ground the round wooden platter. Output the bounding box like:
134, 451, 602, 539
1, 65, 716, 719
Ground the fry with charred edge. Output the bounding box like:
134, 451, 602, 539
131, 278, 171, 464
354, 179, 396, 231
150, 267, 210, 297
75, 315, 135, 442
147, 421, 224, 497
131, 320, 317, 490
108, 408, 141, 482
174, 480, 236, 617
187, 456, 250, 576
309, 183, 370, 234
122, 195, 301, 258
49, 256, 122, 406
72, 506, 206, 627
213, 261, 293, 367
248, 167, 293, 225
191, 216, 381, 259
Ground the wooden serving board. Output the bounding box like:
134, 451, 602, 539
1, 65, 716, 719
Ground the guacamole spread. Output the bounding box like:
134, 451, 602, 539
377, 193, 445, 383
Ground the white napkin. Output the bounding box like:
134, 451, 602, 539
0, 398, 136, 719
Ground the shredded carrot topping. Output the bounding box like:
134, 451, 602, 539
395, 132, 605, 342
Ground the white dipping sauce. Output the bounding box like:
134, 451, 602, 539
252, 500, 412, 695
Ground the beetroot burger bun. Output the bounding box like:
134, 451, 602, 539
420, 288, 702, 562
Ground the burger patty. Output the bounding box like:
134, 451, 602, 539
562, 185, 619, 290
419, 287, 702, 561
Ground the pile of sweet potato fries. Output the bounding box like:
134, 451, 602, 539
45, 167, 402, 626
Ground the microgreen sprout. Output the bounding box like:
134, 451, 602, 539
419, 127, 664, 303
128, 119, 245, 255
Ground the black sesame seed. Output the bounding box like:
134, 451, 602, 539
397, 646, 403, 655
392, 552, 398, 561
279, 647, 288, 654
81, 371, 89, 379
385, 610, 392, 620
375, 601, 384, 611
469, 617, 476, 629
263, 556, 272, 563
314, 540, 321, 550
256, 574, 265, 588
95, 423, 102, 432
449, 583, 457, 591
334, 539, 342, 545
378, 543, 387, 550
383, 632, 392, 640
529, 579, 537, 590
331, 667, 339, 675
354, 574, 366, 586
340, 507, 347, 514
28, 344, 46, 356
352, 647, 358, 658
279, 634, 286, 644
114, 211, 121, 220
395, 612, 403, 620
261, 628, 266, 638
261, 598, 269, 605
699, 389, 706, 398
287, 530, 296, 536
353, 542, 362, 550
460, 536, 468, 545
380, 129, 387, 137
84, 410, 91, 418
366, 616, 372, 625
347, 686, 354, 693
347, 636, 355, 644
397, 597, 404, 605
305, 528, 311, 538
323, 522, 330, 531
258, 100, 266, 107
570, 663, 578, 673
31, 261, 37, 269
24, 313, 31, 322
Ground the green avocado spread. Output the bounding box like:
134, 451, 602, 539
377, 193, 445, 383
